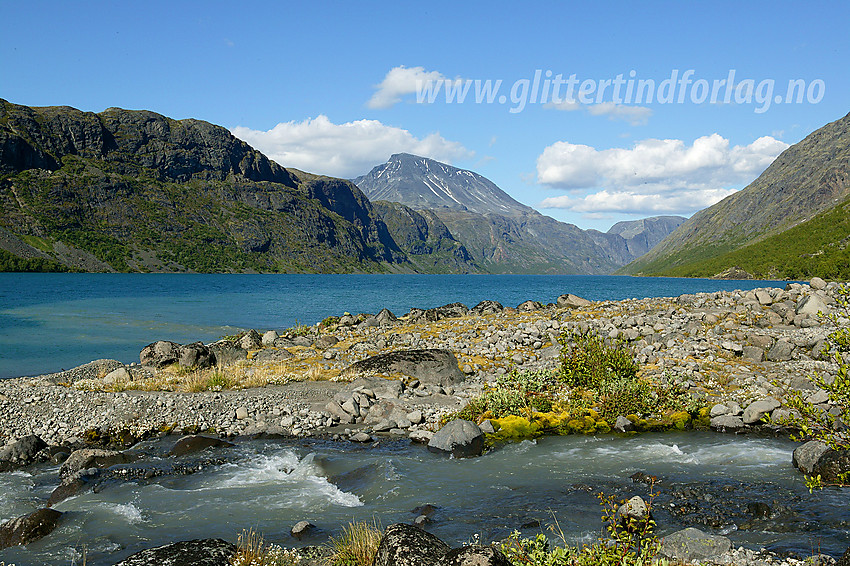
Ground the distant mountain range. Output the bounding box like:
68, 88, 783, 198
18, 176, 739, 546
0, 99, 682, 274
623, 110, 850, 279
356, 153, 684, 274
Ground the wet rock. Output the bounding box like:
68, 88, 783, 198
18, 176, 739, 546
557, 293, 592, 308
350, 432, 372, 443
793, 440, 831, 475
438, 546, 512, 566
660, 527, 731, 562
178, 342, 216, 369
811, 449, 850, 484
742, 398, 781, 424
409, 430, 434, 443
0, 434, 47, 472
0, 508, 63, 549
112, 538, 237, 566
60, 448, 133, 479
428, 419, 484, 458
340, 349, 465, 387
48, 476, 88, 506
469, 300, 504, 315
140, 340, 181, 368
373, 523, 450, 566
168, 435, 234, 457
290, 520, 317, 540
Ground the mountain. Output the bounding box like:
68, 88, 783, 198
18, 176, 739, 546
355, 154, 682, 274
0, 99, 427, 273
353, 153, 534, 216
623, 111, 850, 277
607, 216, 686, 259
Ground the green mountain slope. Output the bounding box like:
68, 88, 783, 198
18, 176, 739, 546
0, 99, 413, 273
623, 110, 850, 276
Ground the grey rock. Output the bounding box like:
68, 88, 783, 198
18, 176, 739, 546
614, 416, 635, 433
103, 366, 132, 385
810, 277, 827, 290
112, 539, 236, 566
793, 440, 830, 475
409, 430, 434, 443
709, 404, 730, 418
235, 407, 249, 420
557, 293, 592, 308
516, 300, 543, 312
60, 448, 132, 479
406, 410, 423, 425
292, 335, 313, 347
207, 340, 247, 366
290, 520, 316, 540
742, 398, 781, 424
0, 435, 47, 472
742, 346, 765, 362
0, 508, 63, 549
812, 449, 850, 484
469, 300, 504, 316
178, 342, 216, 369
755, 290, 773, 305
376, 308, 399, 325
261, 330, 278, 346
140, 340, 181, 368
807, 389, 831, 405
710, 415, 745, 431
253, 348, 294, 362
428, 419, 484, 458
373, 523, 450, 566
797, 294, 829, 317
168, 435, 234, 457
766, 340, 795, 361
660, 527, 731, 562
438, 546, 512, 566
617, 496, 649, 529
350, 432, 372, 443
340, 349, 465, 387
239, 329, 262, 350
316, 335, 340, 349
325, 401, 355, 424
478, 419, 496, 434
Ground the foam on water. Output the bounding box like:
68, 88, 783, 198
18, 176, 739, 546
106, 502, 146, 524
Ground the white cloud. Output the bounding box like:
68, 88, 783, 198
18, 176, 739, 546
232, 115, 473, 178
537, 134, 789, 215
367, 65, 447, 109
586, 103, 652, 125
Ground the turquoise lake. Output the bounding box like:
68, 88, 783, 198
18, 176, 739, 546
0, 274, 794, 379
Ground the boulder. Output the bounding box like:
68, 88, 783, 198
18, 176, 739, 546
469, 300, 504, 316
239, 329, 262, 350
178, 342, 216, 369
710, 415, 745, 431
0, 508, 63, 549
742, 398, 781, 424
428, 419, 484, 458
516, 300, 543, 312
290, 520, 317, 540
112, 539, 237, 566
0, 435, 47, 472
617, 496, 650, 530
59, 448, 133, 479
412, 303, 469, 323
812, 449, 850, 484
373, 523, 451, 566
261, 330, 279, 346
376, 308, 399, 325
810, 277, 827, 290
742, 346, 765, 362
557, 293, 592, 308
140, 340, 181, 368
614, 416, 635, 433
207, 340, 247, 366
340, 349, 465, 386
766, 340, 795, 361
438, 546, 512, 566
316, 335, 340, 349
253, 348, 294, 362
797, 294, 829, 318
168, 435, 234, 457
660, 527, 731, 562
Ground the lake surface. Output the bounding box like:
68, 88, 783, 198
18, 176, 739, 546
1, 432, 847, 566
0, 274, 794, 378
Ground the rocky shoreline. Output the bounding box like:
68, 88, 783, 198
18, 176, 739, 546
1, 278, 849, 565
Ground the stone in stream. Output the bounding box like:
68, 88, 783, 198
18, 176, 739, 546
340, 349, 465, 387
373, 523, 451, 566
59, 448, 133, 479
112, 538, 237, 566
428, 419, 484, 458
290, 520, 317, 540
710, 415, 745, 432
659, 527, 731, 562
811, 448, 850, 484
168, 435, 235, 457
0, 508, 63, 549
0, 434, 47, 472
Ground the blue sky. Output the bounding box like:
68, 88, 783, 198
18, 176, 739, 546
2, 1, 848, 230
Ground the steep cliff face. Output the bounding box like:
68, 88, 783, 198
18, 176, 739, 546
624, 111, 850, 276
0, 99, 401, 273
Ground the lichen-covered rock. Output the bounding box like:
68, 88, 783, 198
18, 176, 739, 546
438, 546, 512, 566
0, 435, 47, 472
0, 508, 63, 549
340, 349, 465, 386
428, 419, 484, 458
112, 539, 236, 566
373, 523, 450, 566
140, 340, 181, 368
469, 300, 504, 315
660, 527, 731, 562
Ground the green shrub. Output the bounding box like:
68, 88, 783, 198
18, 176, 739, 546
558, 332, 638, 389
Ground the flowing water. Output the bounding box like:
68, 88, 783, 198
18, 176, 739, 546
1, 432, 847, 565
0, 273, 795, 378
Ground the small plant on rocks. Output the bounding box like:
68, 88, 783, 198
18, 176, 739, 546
231, 528, 301, 566
558, 332, 638, 389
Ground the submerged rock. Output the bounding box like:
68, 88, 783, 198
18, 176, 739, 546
0, 508, 63, 549
60, 448, 133, 479
112, 538, 236, 566
168, 435, 234, 457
